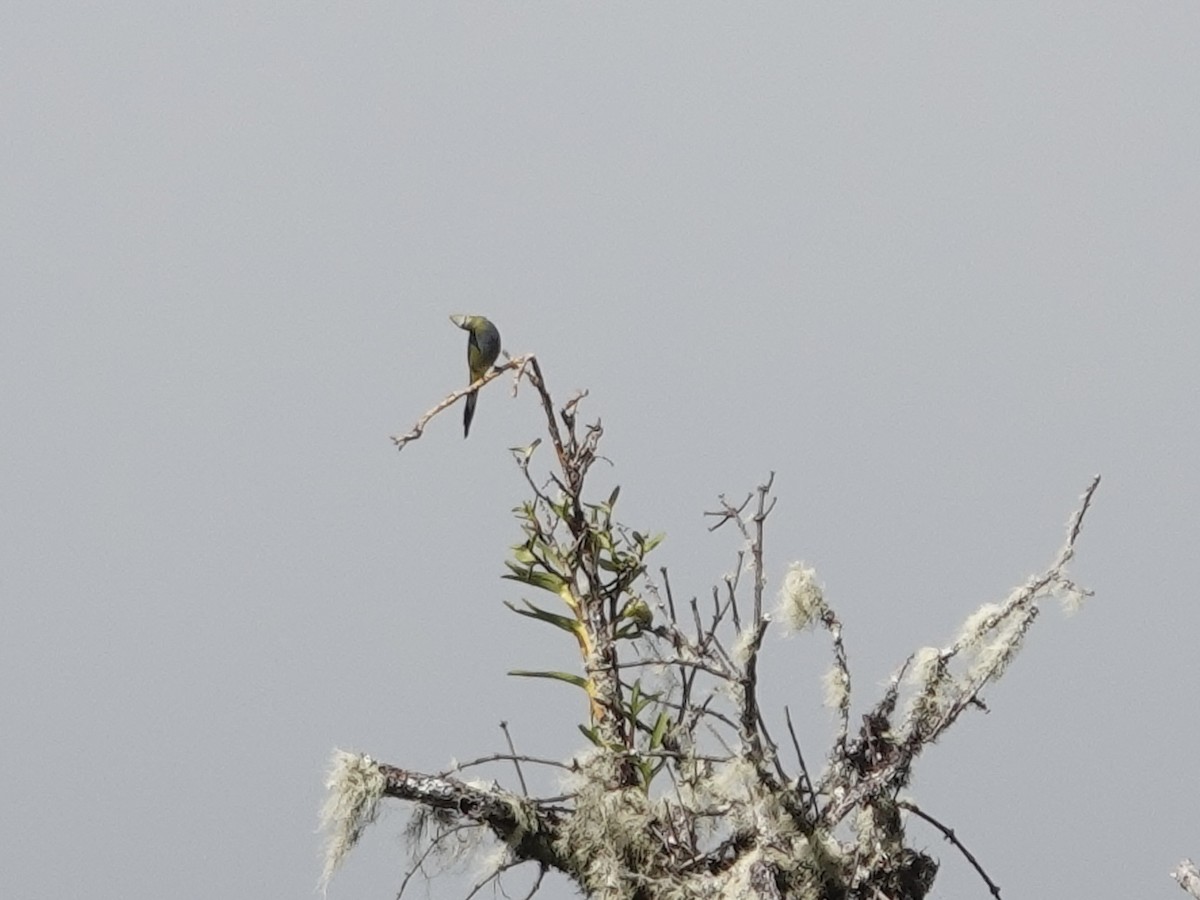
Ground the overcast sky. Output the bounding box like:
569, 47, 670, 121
4, 4, 1199, 899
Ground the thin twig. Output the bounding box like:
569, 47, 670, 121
784, 706, 819, 821
519, 357, 571, 476
613, 657, 734, 679
689, 597, 706, 646
1061, 474, 1101, 563
396, 822, 483, 899
499, 721, 529, 796
755, 708, 788, 782
462, 857, 524, 900
655, 692, 743, 733
661, 567, 678, 625
519, 864, 547, 900
703, 493, 752, 532
725, 569, 742, 632
899, 800, 1002, 899
439, 753, 572, 778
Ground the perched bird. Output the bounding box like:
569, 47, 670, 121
450, 314, 502, 438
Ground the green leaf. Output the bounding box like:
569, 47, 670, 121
502, 562, 568, 595
608, 485, 621, 508
633, 599, 654, 625
508, 669, 589, 690
639, 533, 665, 554
510, 545, 538, 566
649, 712, 670, 750
542, 546, 569, 572
626, 679, 662, 722
637, 759, 653, 789
508, 438, 541, 464
503, 600, 579, 633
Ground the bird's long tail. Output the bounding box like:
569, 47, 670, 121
463, 390, 478, 438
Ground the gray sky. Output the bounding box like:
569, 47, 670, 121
3, 4, 1199, 898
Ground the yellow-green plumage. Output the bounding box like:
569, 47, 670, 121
450, 314, 501, 438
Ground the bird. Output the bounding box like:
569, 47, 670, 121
449, 314, 501, 438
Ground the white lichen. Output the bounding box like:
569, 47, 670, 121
318, 749, 387, 891
823, 665, 850, 710
777, 562, 826, 633
551, 749, 674, 895
732, 624, 758, 665
907, 646, 943, 688
708, 756, 758, 806
956, 602, 1004, 649
475, 844, 511, 880
969, 616, 1027, 683
1059, 587, 1087, 613
854, 806, 880, 858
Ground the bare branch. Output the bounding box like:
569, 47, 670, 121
750, 472, 775, 624
703, 492, 751, 532
823, 608, 853, 759
391, 357, 525, 450
736, 617, 769, 758
377, 763, 567, 874
820, 477, 1102, 828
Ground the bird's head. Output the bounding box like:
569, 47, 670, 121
450, 314, 483, 332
